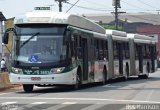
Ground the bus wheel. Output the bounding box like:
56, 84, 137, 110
74, 68, 81, 89
23, 84, 34, 92
124, 65, 129, 81
102, 68, 107, 85
74, 75, 80, 89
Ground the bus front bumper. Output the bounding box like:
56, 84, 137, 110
9, 68, 77, 85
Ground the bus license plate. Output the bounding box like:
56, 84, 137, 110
31, 77, 41, 81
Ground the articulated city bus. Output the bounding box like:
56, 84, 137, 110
127, 34, 157, 78
2, 8, 157, 92
3, 8, 110, 92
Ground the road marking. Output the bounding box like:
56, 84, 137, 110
0, 90, 23, 96
31, 102, 47, 105
0, 97, 160, 104
146, 90, 154, 101
0, 92, 15, 96
45, 103, 69, 110
105, 84, 123, 88
1, 102, 17, 105
62, 102, 77, 104
81, 104, 105, 110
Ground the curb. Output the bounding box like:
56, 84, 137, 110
0, 84, 22, 92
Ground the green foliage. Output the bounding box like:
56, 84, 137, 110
100, 24, 123, 30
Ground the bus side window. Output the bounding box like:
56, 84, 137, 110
99, 40, 103, 60
90, 38, 95, 60
74, 36, 78, 59
104, 41, 108, 60
113, 41, 118, 59
124, 42, 129, 59
95, 40, 99, 60
70, 35, 75, 57
77, 36, 82, 59
146, 44, 150, 59
143, 45, 147, 59
135, 44, 138, 59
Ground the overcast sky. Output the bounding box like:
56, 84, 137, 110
0, 0, 160, 18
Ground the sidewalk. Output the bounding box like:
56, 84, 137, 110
0, 72, 22, 92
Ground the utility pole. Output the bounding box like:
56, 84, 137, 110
115, 0, 118, 30
55, 0, 68, 12
112, 0, 121, 30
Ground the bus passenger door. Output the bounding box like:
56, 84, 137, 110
138, 45, 143, 73
82, 38, 88, 81
118, 42, 123, 75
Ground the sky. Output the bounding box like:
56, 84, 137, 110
0, 0, 160, 18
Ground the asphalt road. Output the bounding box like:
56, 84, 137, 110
1, 70, 160, 110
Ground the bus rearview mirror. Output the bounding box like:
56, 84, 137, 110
3, 32, 9, 44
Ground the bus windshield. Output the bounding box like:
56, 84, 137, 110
13, 24, 67, 64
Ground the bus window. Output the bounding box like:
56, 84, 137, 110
113, 41, 118, 59
123, 42, 129, 59
135, 44, 138, 60
76, 36, 82, 59
104, 41, 108, 60
99, 40, 103, 60
90, 38, 95, 60
95, 39, 99, 60
146, 44, 150, 59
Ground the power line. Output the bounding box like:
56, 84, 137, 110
145, 0, 160, 10
66, 2, 113, 12
81, 0, 112, 9
121, 0, 147, 11
121, 0, 160, 13
137, 0, 158, 9
66, 0, 80, 13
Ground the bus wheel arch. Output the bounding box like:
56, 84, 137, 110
74, 66, 82, 89
23, 84, 34, 93
144, 62, 150, 78
102, 65, 107, 85
147, 62, 150, 73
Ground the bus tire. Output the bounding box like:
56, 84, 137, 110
74, 67, 82, 89
23, 84, 34, 92
124, 64, 129, 81
102, 66, 107, 85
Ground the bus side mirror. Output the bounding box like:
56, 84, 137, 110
3, 32, 9, 44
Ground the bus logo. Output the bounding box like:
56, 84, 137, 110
29, 55, 39, 63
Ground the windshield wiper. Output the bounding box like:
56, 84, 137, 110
20, 32, 40, 48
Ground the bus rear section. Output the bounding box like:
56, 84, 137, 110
127, 34, 157, 78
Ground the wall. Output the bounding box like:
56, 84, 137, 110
137, 25, 160, 59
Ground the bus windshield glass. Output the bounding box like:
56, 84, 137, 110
13, 24, 67, 64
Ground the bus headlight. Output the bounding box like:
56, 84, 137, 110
51, 67, 65, 74
12, 67, 23, 74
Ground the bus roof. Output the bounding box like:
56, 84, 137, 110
127, 33, 157, 44
127, 33, 152, 40
14, 10, 105, 34
105, 29, 127, 37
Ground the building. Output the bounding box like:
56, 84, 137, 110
0, 12, 6, 59
4, 18, 14, 54
84, 12, 160, 60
